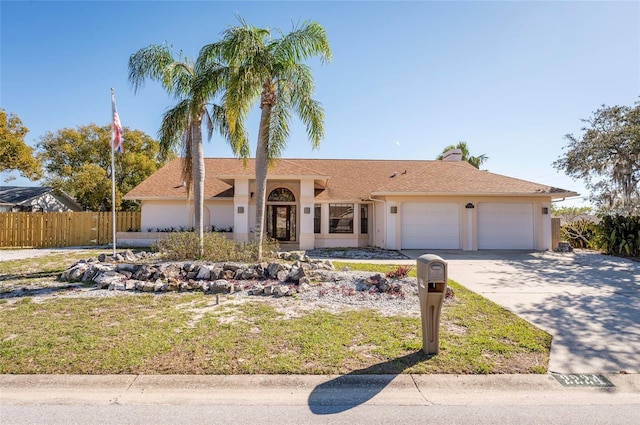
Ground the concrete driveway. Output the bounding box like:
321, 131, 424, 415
402, 250, 640, 374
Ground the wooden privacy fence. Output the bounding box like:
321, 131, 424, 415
551, 217, 561, 250
0, 212, 141, 248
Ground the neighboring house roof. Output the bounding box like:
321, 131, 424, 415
123, 158, 578, 202
0, 186, 84, 211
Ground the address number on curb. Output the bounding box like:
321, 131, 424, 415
552, 374, 614, 387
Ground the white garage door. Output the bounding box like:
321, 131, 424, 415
478, 203, 534, 249
401, 203, 460, 249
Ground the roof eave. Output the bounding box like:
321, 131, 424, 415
122, 196, 235, 201
370, 191, 580, 198
216, 174, 330, 180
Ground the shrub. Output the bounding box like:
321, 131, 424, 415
385, 265, 412, 280
152, 232, 280, 262
594, 215, 640, 257
561, 219, 598, 249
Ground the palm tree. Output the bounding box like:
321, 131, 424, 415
437, 141, 489, 169
128, 43, 248, 254
199, 19, 331, 259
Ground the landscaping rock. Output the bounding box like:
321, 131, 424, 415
142, 281, 155, 292
167, 278, 181, 291
276, 270, 288, 282
556, 241, 573, 253
116, 263, 138, 273
123, 250, 137, 262
109, 282, 126, 291
125, 280, 138, 291
195, 265, 212, 280
133, 265, 156, 281
81, 264, 101, 283
209, 279, 231, 294
299, 276, 311, 286
273, 285, 290, 297
61, 263, 88, 282
248, 284, 264, 295
266, 262, 284, 279
286, 266, 306, 283
94, 271, 124, 289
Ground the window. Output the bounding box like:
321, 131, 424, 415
329, 203, 353, 233
268, 188, 295, 202
360, 204, 368, 234
314, 204, 321, 234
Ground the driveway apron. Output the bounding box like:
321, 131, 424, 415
402, 250, 640, 374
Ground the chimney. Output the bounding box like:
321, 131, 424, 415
442, 148, 463, 162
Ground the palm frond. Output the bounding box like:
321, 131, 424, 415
181, 124, 194, 198
283, 64, 324, 148
158, 100, 191, 156
267, 83, 292, 161
272, 21, 332, 65
163, 61, 195, 99
128, 43, 175, 93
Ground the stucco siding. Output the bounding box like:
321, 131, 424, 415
209, 203, 234, 230
140, 201, 191, 231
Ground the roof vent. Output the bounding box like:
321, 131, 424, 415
442, 149, 463, 162
390, 171, 398, 178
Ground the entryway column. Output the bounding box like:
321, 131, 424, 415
233, 178, 250, 243
464, 202, 477, 251
299, 179, 315, 250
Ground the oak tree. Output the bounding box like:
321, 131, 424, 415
554, 102, 640, 215
37, 124, 173, 211
0, 109, 43, 181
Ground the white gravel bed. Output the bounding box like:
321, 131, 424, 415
1, 270, 423, 318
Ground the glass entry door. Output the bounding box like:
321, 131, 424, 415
267, 205, 296, 242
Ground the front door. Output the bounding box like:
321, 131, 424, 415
267, 205, 296, 241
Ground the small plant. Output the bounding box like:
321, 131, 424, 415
385, 265, 412, 280
152, 231, 279, 262
210, 225, 233, 233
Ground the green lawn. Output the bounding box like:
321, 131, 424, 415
0, 252, 551, 374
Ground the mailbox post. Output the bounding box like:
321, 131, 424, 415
417, 254, 448, 355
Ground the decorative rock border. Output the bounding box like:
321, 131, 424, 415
60, 249, 336, 297
58, 249, 411, 298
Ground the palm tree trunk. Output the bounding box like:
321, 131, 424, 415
192, 121, 205, 256
254, 103, 272, 260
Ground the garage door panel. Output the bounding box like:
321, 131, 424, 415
478, 203, 534, 250
401, 203, 460, 249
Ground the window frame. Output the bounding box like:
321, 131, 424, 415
314, 204, 321, 234
360, 204, 369, 234
329, 203, 354, 234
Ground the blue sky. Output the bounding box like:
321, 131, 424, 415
2, 1, 639, 208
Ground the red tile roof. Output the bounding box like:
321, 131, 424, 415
123, 158, 577, 201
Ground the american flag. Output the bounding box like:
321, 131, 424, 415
111, 90, 123, 153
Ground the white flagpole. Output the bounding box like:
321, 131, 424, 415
110, 88, 117, 257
